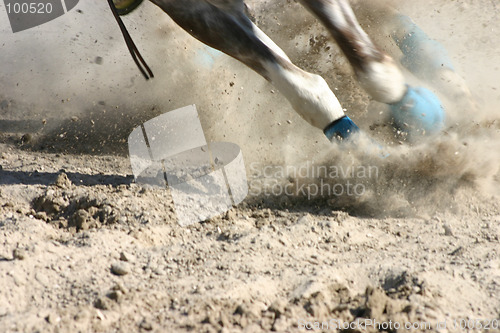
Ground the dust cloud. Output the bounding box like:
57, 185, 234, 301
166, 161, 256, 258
0, 0, 498, 217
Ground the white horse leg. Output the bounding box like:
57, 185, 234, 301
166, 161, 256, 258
299, 0, 407, 104
149, 0, 345, 130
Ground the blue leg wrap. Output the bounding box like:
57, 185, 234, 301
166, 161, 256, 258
323, 116, 360, 142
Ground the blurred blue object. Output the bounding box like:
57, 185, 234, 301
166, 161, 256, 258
390, 86, 445, 139
393, 15, 454, 79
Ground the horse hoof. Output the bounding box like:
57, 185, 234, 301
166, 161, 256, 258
323, 116, 360, 142
390, 86, 445, 140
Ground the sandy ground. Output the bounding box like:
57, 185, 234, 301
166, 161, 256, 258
1, 0, 500, 332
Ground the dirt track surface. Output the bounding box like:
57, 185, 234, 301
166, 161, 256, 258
1, 0, 500, 332
0, 145, 499, 333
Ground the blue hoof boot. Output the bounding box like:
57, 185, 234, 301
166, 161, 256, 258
324, 116, 390, 158
324, 116, 360, 142
390, 86, 445, 139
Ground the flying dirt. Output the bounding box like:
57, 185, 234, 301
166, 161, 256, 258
0, 0, 499, 332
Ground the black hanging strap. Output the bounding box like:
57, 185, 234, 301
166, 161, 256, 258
107, 0, 154, 80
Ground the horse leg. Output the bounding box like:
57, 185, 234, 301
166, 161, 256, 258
300, 0, 446, 139
148, 0, 350, 133
299, 0, 407, 104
